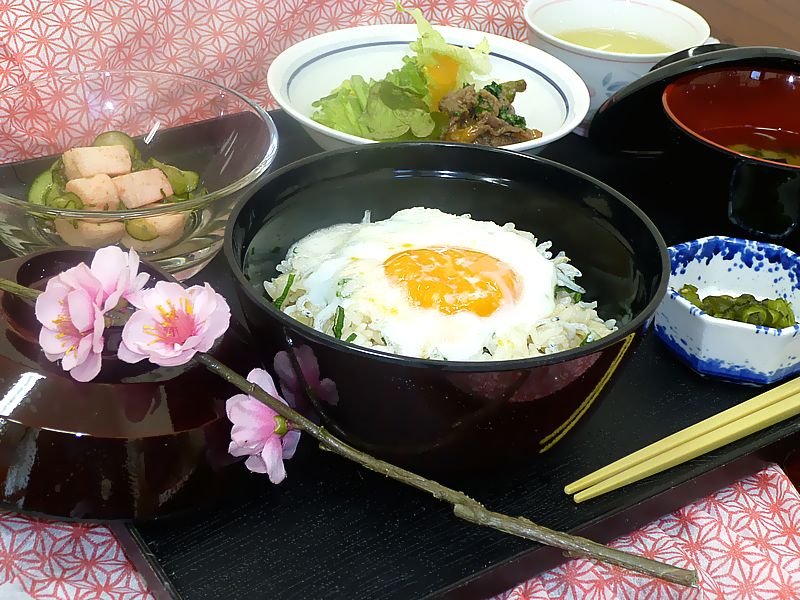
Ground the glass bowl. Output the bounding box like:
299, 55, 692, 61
0, 70, 279, 280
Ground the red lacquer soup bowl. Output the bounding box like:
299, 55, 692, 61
663, 66, 800, 238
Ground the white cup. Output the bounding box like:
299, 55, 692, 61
523, 0, 711, 134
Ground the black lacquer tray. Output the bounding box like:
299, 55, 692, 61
114, 112, 800, 600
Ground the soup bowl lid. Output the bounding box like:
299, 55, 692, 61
588, 45, 800, 154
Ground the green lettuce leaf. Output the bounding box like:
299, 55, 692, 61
311, 75, 371, 137
398, 3, 491, 86
384, 56, 430, 98
311, 5, 491, 141
360, 80, 435, 139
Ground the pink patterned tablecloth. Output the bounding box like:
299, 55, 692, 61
0, 464, 798, 599
2, 2, 800, 599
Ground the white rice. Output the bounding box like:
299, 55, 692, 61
264, 219, 617, 361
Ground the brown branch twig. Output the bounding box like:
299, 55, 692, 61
0, 279, 131, 327
197, 353, 697, 588
0, 279, 41, 301
0, 275, 695, 586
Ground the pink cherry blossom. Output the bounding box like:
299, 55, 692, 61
89, 246, 151, 310
35, 275, 106, 382
56, 246, 150, 312
226, 368, 301, 483
117, 281, 230, 367
274, 345, 339, 414
33, 246, 150, 382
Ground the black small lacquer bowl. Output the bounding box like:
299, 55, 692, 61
225, 143, 669, 471
0, 248, 252, 521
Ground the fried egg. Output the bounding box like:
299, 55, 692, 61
276, 207, 557, 361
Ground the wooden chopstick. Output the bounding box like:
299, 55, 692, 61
565, 375, 800, 503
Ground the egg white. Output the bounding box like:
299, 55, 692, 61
276, 207, 557, 361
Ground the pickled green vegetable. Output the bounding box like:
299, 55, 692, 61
678, 284, 796, 329
147, 158, 199, 196
124, 219, 159, 241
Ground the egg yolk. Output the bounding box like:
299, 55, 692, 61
383, 247, 522, 317
426, 54, 459, 110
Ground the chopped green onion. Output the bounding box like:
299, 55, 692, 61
333, 306, 345, 339
483, 81, 502, 98
498, 106, 527, 128
556, 285, 582, 302
272, 273, 295, 310
345, 333, 357, 343
475, 94, 492, 115
335, 277, 351, 298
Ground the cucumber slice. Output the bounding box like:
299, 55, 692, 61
182, 170, 200, 194
50, 158, 67, 189
44, 184, 63, 205
148, 158, 200, 195
163, 193, 189, 203
93, 130, 140, 160
131, 155, 147, 171
27, 169, 53, 204
48, 192, 84, 210
124, 219, 159, 241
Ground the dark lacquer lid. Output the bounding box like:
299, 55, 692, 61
588, 46, 800, 154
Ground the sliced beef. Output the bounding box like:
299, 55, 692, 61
438, 85, 478, 116
437, 80, 542, 147
442, 112, 538, 146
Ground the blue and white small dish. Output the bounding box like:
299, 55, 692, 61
267, 24, 589, 152
653, 236, 800, 385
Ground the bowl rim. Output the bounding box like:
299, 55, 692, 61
0, 69, 281, 218
665, 235, 800, 334
266, 23, 590, 152
224, 141, 670, 372
522, 0, 711, 61
662, 67, 800, 172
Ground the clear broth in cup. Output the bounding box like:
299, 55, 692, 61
555, 27, 675, 53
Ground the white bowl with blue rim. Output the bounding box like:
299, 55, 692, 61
267, 24, 590, 152
653, 236, 800, 385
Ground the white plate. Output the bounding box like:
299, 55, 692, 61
268, 24, 590, 152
